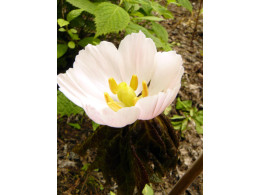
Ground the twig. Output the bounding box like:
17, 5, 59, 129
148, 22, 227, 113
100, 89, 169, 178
191, 0, 203, 47
168, 153, 203, 195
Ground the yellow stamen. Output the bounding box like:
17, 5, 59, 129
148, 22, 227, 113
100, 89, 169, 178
104, 92, 113, 104
141, 81, 148, 97
117, 82, 137, 107
107, 102, 122, 112
104, 92, 122, 112
133, 97, 139, 105
108, 78, 118, 94
130, 74, 138, 91
104, 75, 149, 112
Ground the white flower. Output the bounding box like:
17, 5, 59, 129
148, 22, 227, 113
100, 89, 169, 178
57, 31, 184, 128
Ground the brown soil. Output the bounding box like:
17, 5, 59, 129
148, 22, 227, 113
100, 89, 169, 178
57, 1, 203, 194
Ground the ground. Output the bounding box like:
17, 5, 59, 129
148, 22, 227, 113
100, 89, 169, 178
57, 1, 203, 194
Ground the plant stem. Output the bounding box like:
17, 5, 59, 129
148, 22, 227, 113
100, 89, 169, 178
191, 0, 203, 47
169, 153, 203, 195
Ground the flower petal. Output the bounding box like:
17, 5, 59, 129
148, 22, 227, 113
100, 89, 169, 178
57, 73, 88, 107
83, 104, 140, 128
149, 51, 183, 95
136, 86, 180, 120
58, 72, 107, 111
118, 31, 157, 95
75, 41, 125, 92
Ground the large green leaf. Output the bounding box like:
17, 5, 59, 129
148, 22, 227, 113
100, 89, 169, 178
94, 2, 130, 37
57, 90, 84, 117
66, 0, 97, 14
178, 0, 193, 12
151, 22, 168, 42
57, 44, 68, 59
67, 9, 84, 21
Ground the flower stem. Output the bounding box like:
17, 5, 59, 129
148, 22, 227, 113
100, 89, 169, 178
169, 153, 203, 195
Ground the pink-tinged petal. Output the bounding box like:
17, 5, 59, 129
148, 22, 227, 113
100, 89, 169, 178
83, 104, 140, 128
149, 51, 183, 95
136, 87, 180, 120
74, 41, 125, 92
118, 31, 157, 95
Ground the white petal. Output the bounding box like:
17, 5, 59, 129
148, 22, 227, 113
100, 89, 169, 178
83, 104, 140, 128
149, 51, 183, 95
118, 31, 157, 95
136, 87, 180, 120
58, 72, 107, 110
57, 73, 88, 108
74, 41, 125, 92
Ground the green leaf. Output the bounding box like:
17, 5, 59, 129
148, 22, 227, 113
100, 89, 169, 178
172, 122, 182, 130
68, 41, 75, 49
126, 0, 152, 14
195, 121, 203, 134
78, 37, 101, 47
151, 2, 173, 19
142, 184, 154, 195
171, 120, 183, 126
181, 118, 188, 131
167, 0, 177, 4
57, 44, 68, 59
57, 18, 69, 27
177, 0, 193, 12
130, 11, 144, 17
66, 0, 97, 14
133, 16, 164, 21
92, 121, 100, 131
57, 90, 84, 117
171, 115, 186, 120
94, 2, 130, 37
176, 97, 192, 111
67, 9, 84, 21
193, 111, 203, 125
126, 0, 150, 5
69, 28, 77, 34
59, 27, 66, 32
81, 163, 90, 171
110, 192, 116, 195
163, 105, 172, 115
68, 123, 81, 129
151, 22, 168, 42
68, 30, 80, 40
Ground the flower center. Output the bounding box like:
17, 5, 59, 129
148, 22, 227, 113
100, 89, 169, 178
104, 75, 148, 112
